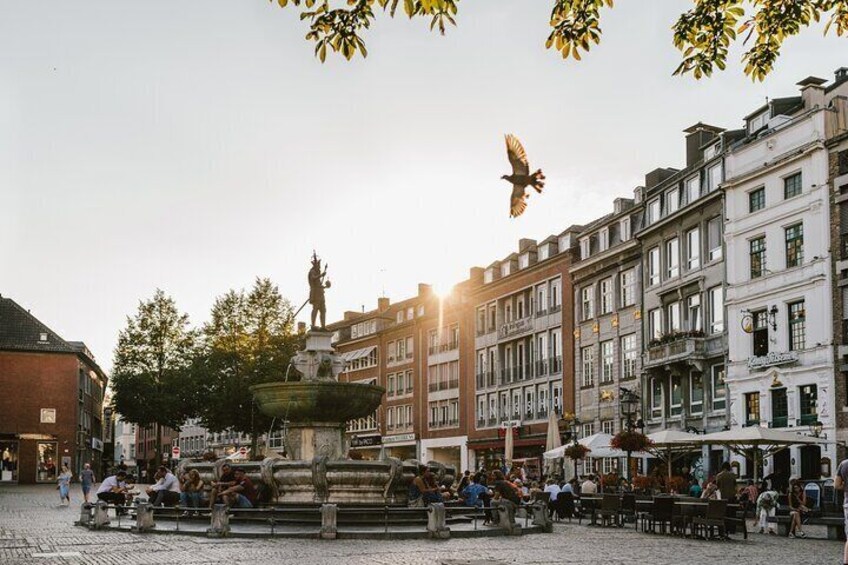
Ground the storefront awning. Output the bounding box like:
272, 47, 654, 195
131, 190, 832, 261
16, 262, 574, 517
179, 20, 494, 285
341, 346, 376, 362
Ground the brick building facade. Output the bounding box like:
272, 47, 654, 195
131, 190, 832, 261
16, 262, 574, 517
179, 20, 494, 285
0, 296, 108, 484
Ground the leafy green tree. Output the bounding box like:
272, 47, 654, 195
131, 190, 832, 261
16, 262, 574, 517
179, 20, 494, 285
191, 278, 301, 456
270, 0, 848, 79
111, 289, 197, 468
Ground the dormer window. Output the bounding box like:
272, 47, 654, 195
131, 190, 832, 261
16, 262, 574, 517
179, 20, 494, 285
599, 228, 609, 252
748, 111, 768, 134
665, 189, 679, 215
620, 217, 631, 242
484, 268, 494, 284
580, 238, 590, 260
647, 198, 661, 225
519, 253, 530, 269
704, 142, 721, 160
558, 234, 570, 252
39, 332, 48, 342
538, 244, 550, 261
501, 262, 511, 277
396, 311, 403, 323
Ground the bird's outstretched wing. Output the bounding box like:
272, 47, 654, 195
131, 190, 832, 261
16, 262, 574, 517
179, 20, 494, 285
510, 185, 527, 218
505, 134, 530, 176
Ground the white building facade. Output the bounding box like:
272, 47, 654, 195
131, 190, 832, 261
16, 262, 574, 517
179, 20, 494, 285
113, 415, 137, 469
724, 79, 840, 481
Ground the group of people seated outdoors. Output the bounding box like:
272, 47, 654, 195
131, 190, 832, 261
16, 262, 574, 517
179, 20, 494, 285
94, 463, 259, 515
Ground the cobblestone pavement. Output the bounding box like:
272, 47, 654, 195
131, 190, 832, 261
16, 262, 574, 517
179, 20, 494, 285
0, 485, 843, 565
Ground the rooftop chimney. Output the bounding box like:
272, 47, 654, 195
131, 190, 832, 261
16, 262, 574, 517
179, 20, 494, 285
468, 267, 484, 282
377, 297, 390, 312
418, 283, 433, 297
644, 167, 678, 189
836, 67, 848, 86
683, 123, 723, 167
344, 311, 360, 321
613, 197, 634, 214
797, 75, 827, 109
518, 238, 537, 253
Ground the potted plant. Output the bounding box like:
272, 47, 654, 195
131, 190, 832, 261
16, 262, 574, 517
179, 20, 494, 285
632, 474, 655, 494
610, 430, 652, 454
563, 443, 591, 461
666, 475, 690, 495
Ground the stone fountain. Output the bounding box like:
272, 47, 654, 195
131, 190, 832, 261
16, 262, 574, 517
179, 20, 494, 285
180, 253, 454, 506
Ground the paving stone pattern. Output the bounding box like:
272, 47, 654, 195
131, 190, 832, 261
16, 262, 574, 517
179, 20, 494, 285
0, 485, 843, 565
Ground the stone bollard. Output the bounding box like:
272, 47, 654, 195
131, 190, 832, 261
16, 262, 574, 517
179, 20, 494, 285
426, 503, 450, 539
77, 503, 93, 527
207, 504, 230, 537
494, 500, 522, 536
92, 501, 111, 530
531, 501, 553, 533
320, 504, 338, 540
132, 502, 156, 533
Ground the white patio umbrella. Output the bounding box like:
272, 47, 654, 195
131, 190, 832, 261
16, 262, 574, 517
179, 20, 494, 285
685, 427, 831, 484
544, 411, 562, 475
504, 423, 514, 467
543, 432, 627, 460
645, 430, 702, 479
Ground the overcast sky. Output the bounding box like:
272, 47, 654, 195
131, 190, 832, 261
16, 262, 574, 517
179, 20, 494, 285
1, 1, 845, 371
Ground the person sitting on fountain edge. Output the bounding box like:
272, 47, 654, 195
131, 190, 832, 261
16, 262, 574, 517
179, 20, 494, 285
146, 465, 181, 507
219, 467, 258, 508
209, 463, 236, 508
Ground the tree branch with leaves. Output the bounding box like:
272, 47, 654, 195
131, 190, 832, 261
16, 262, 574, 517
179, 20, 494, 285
271, 0, 848, 79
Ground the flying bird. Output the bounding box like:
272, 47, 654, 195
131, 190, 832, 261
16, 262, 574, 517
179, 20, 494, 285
501, 134, 545, 218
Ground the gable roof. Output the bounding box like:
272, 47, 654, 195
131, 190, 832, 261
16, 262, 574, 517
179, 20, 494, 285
0, 297, 78, 354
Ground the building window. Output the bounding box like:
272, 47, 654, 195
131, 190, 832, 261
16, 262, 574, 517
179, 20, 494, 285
580, 238, 590, 260
36, 442, 58, 483
785, 223, 804, 268
581, 346, 595, 387
600, 340, 614, 383
707, 216, 723, 261
788, 301, 806, 351
750, 236, 766, 279
582, 422, 595, 438
484, 269, 494, 284
620, 217, 631, 241
667, 301, 681, 332
752, 310, 769, 357
686, 227, 700, 270
649, 308, 662, 340
581, 286, 595, 321
784, 172, 802, 199
538, 244, 550, 261
550, 278, 561, 311
599, 228, 610, 252
501, 262, 511, 278
666, 238, 679, 279
686, 175, 700, 204
745, 392, 761, 426
387, 375, 395, 396
670, 375, 683, 416
665, 189, 679, 215
708, 286, 724, 333
690, 372, 704, 414
749, 187, 765, 213
602, 420, 614, 435
798, 384, 817, 425
536, 284, 548, 314
651, 378, 663, 419
648, 247, 660, 286
600, 278, 614, 315
519, 253, 530, 269
711, 365, 726, 411
687, 294, 702, 331
620, 269, 636, 307
648, 199, 660, 224
707, 162, 723, 192
771, 388, 788, 428
621, 334, 637, 379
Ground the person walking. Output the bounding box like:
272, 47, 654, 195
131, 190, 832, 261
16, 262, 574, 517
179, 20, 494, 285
57, 465, 72, 506
79, 463, 95, 504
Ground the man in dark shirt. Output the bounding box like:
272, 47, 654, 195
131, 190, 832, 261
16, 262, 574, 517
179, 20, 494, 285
220, 468, 257, 508
715, 462, 738, 502
209, 463, 236, 508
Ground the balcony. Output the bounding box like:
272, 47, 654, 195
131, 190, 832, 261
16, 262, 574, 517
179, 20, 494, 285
499, 316, 534, 339
535, 308, 548, 318
535, 359, 548, 377
797, 414, 818, 426
550, 356, 563, 374
769, 416, 789, 428
643, 332, 720, 370
428, 379, 459, 393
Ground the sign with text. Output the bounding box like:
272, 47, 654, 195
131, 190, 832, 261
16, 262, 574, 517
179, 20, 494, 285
350, 435, 382, 448
747, 351, 799, 370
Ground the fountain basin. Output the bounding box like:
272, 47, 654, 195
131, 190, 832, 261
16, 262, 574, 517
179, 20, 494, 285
251, 381, 385, 423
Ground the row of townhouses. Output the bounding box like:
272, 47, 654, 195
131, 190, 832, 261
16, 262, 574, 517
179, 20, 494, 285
324, 68, 848, 483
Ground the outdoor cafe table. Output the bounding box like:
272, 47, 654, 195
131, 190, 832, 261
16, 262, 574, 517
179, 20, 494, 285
578, 496, 745, 537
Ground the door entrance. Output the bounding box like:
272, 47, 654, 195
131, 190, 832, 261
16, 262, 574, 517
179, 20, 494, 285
799, 445, 821, 480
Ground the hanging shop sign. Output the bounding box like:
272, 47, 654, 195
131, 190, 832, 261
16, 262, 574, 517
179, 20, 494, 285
747, 351, 799, 370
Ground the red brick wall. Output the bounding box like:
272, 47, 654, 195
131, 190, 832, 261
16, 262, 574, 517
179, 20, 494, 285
0, 351, 79, 484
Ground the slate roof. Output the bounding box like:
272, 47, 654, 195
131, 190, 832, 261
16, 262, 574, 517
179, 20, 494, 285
0, 296, 77, 354
0, 296, 108, 378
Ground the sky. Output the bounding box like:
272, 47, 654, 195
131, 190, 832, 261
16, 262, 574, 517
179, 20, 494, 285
1, 1, 845, 371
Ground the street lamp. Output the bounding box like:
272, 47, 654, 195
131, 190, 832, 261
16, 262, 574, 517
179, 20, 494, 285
619, 387, 641, 481
558, 413, 582, 480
